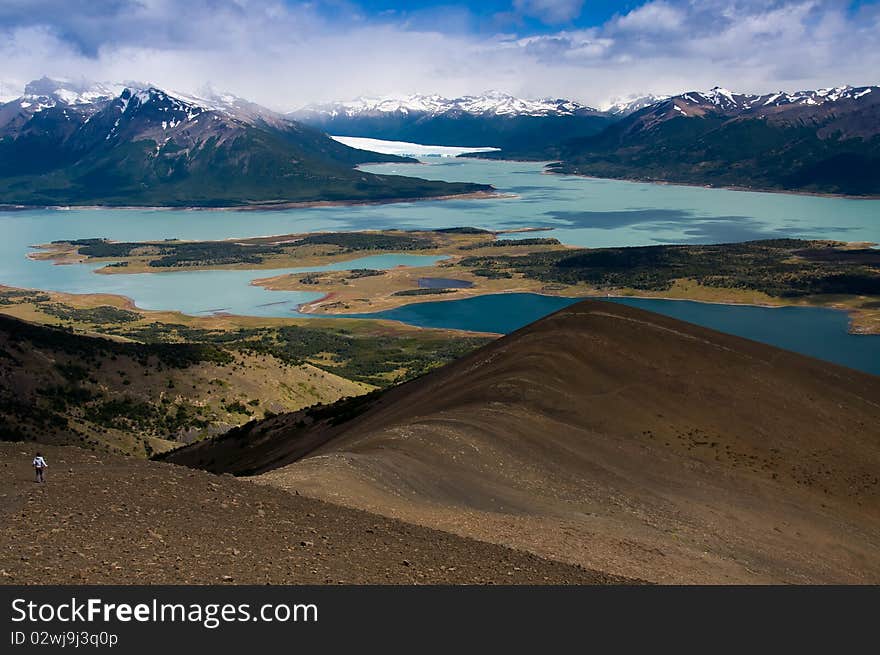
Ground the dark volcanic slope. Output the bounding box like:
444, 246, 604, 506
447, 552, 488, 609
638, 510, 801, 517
0, 443, 626, 584
166, 300, 880, 584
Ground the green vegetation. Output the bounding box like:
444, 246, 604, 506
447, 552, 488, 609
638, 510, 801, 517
346, 269, 386, 279
40, 303, 140, 324
301, 269, 386, 285
0, 308, 492, 456
459, 237, 561, 250
0, 289, 51, 305
295, 232, 434, 252
470, 268, 513, 279
53, 231, 446, 269
460, 239, 880, 297
0, 314, 240, 454
222, 400, 254, 416
0, 313, 232, 367
102, 322, 490, 387
71, 239, 276, 268
549, 118, 880, 196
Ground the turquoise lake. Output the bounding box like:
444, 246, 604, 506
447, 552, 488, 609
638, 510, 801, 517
357, 293, 880, 376
0, 155, 878, 373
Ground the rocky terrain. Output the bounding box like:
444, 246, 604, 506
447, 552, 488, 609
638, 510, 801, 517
0, 442, 629, 585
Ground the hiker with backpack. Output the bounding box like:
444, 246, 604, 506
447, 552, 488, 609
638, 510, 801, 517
33, 453, 48, 483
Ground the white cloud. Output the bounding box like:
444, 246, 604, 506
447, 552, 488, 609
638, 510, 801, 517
613, 1, 684, 33
0, 0, 876, 109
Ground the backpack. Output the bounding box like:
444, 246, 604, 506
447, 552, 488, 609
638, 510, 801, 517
33, 457, 44, 469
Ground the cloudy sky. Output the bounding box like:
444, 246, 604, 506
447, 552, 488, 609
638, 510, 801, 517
1, 0, 878, 109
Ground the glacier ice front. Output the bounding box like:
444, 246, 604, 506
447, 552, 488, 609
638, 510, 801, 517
330, 136, 499, 158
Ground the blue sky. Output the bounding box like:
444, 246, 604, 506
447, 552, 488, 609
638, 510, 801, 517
335, 0, 642, 32
1, 1, 878, 109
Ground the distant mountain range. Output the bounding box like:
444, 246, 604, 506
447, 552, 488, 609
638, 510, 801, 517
297, 91, 602, 118
291, 91, 616, 150
4, 78, 878, 203
442, 85, 878, 196
540, 85, 880, 195
0, 78, 487, 207
293, 85, 880, 195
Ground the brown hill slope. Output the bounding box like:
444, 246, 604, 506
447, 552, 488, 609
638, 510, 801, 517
165, 300, 880, 583
0, 443, 625, 584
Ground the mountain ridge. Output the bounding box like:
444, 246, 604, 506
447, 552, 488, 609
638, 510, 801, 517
291, 90, 615, 150
293, 84, 880, 194
295, 91, 603, 118
292, 84, 878, 124
540, 84, 880, 195
164, 299, 880, 584
456, 84, 880, 195
0, 78, 489, 207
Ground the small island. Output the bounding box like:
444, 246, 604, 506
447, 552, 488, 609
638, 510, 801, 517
31, 230, 880, 334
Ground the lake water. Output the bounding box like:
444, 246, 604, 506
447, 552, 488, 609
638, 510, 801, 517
0, 246, 448, 318
418, 277, 474, 289
357, 293, 880, 375
0, 153, 878, 372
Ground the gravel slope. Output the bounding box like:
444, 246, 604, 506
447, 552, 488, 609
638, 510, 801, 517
0, 443, 631, 585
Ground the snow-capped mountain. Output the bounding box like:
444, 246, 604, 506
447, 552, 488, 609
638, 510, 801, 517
548, 83, 880, 196
602, 85, 877, 118
603, 94, 670, 116
21, 76, 122, 109
617, 84, 880, 141
669, 85, 877, 116
0, 77, 481, 207
0, 77, 289, 131
291, 91, 613, 151
295, 91, 601, 119
292, 84, 876, 156
0, 78, 117, 131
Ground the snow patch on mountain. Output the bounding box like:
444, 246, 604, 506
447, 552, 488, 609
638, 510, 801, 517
20, 77, 123, 111
2, 78, 287, 131
296, 92, 599, 118
674, 85, 879, 113
602, 94, 670, 115
129, 88, 209, 122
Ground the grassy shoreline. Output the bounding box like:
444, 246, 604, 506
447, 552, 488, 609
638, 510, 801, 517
0, 189, 502, 213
